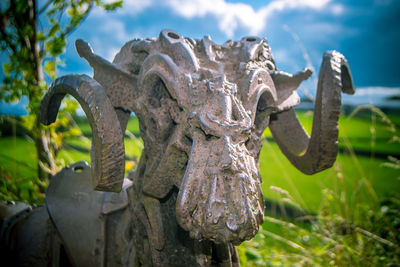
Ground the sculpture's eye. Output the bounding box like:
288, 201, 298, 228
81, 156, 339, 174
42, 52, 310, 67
197, 127, 220, 141
245, 137, 251, 149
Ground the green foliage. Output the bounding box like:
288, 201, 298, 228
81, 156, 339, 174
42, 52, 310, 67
0, 166, 46, 204
1, 108, 399, 265
0, 136, 45, 203
238, 195, 400, 266
0, 114, 142, 203
238, 107, 400, 266
0, 0, 122, 179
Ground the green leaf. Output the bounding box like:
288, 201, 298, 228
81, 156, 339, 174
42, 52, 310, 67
44, 60, 56, 79
3, 63, 12, 75
47, 23, 61, 37
101, 0, 123, 11
45, 36, 67, 57
37, 31, 46, 41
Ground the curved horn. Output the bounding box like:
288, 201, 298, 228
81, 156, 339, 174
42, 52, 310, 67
139, 53, 188, 108
40, 75, 125, 192
269, 51, 355, 174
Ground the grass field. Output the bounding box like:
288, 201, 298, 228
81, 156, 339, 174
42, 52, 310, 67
1, 108, 399, 266
2, 109, 398, 207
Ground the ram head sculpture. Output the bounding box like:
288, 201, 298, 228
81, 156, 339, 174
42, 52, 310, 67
40, 29, 354, 260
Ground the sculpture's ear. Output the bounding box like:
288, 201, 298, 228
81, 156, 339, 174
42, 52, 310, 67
240, 69, 277, 136
250, 69, 313, 136
269, 69, 314, 112
137, 29, 200, 111
75, 40, 138, 132
241, 69, 276, 117
138, 53, 189, 110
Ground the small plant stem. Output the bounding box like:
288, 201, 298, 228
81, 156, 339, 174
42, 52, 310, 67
262, 229, 305, 251
355, 227, 397, 248
369, 109, 376, 187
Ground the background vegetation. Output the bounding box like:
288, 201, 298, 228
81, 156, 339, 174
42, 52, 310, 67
1, 1, 399, 266
0, 0, 122, 184
1, 106, 399, 266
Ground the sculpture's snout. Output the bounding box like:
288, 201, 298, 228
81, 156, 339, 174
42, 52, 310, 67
176, 126, 264, 244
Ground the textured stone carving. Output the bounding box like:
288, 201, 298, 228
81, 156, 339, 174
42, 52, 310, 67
2, 29, 354, 266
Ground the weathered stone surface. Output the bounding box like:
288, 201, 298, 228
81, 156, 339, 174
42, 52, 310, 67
3, 29, 354, 266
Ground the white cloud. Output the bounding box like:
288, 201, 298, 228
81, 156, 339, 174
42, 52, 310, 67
163, 0, 334, 37
82, 17, 145, 61
105, 47, 121, 62
93, 0, 340, 38
123, 0, 154, 13
271, 48, 293, 66
330, 4, 344, 15
341, 86, 400, 107
82, 0, 346, 61
297, 22, 346, 43
99, 19, 130, 43
354, 87, 400, 96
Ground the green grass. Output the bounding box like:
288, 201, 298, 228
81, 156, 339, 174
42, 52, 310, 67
74, 115, 141, 137
237, 109, 400, 266
0, 136, 37, 180
0, 137, 45, 203
264, 110, 400, 156
1, 109, 400, 265
259, 141, 400, 213
1, 111, 399, 207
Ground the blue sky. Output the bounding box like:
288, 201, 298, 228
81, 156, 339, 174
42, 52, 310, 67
61, 0, 400, 86
2, 0, 400, 115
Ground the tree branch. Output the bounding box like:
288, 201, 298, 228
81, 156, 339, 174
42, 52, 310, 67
63, 3, 93, 37
38, 0, 53, 15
